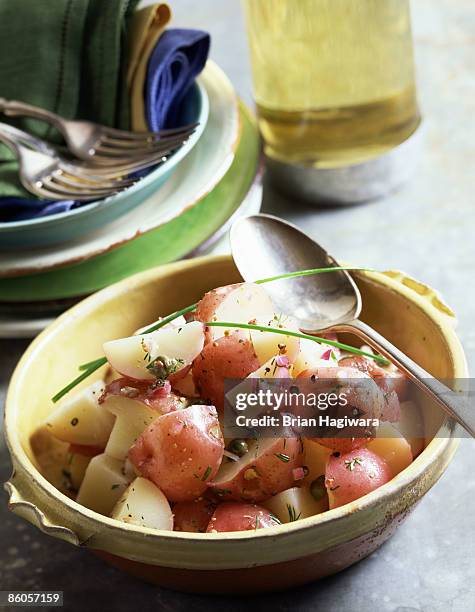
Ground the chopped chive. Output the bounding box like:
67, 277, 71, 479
286, 504, 301, 522
202, 466, 212, 481
255, 266, 373, 285
51, 362, 106, 403
275, 452, 290, 463
205, 321, 389, 366
78, 356, 108, 371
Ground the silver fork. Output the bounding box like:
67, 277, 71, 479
0, 123, 181, 179
0, 124, 136, 201
0, 97, 197, 165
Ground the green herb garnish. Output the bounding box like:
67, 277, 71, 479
201, 466, 212, 481
287, 504, 301, 522
146, 355, 185, 380
205, 322, 389, 365
275, 452, 290, 463
344, 457, 364, 471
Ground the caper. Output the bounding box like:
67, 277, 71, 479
310, 475, 326, 501
228, 439, 249, 457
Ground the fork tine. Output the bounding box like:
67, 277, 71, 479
27, 180, 106, 202
53, 171, 135, 191
67, 152, 168, 177
98, 131, 193, 151
56, 163, 135, 185
92, 135, 188, 157
99, 122, 199, 141
43, 175, 123, 197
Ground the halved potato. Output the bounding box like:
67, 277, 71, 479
103, 321, 204, 381
111, 477, 173, 531
192, 332, 260, 411
129, 405, 224, 502
302, 439, 331, 485
45, 381, 113, 447
195, 283, 274, 341
210, 437, 304, 503
249, 314, 300, 366
263, 486, 328, 523
206, 502, 279, 532
293, 338, 337, 377
103, 395, 161, 461
368, 423, 413, 477
325, 448, 391, 509
76, 453, 131, 515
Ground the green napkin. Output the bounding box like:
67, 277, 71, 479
0, 0, 139, 199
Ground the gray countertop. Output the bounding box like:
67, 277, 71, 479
1, 0, 474, 610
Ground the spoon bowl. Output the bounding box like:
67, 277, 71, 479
230, 214, 361, 331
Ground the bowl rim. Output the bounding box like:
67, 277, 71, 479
0, 80, 209, 232
4, 255, 468, 562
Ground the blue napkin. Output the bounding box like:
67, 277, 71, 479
146, 29, 210, 130
0, 198, 76, 222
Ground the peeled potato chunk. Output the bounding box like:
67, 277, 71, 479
103, 321, 204, 381
76, 453, 131, 515
302, 439, 331, 485
293, 338, 337, 377
103, 395, 161, 461
46, 381, 113, 447
249, 314, 300, 366
111, 477, 173, 531
367, 423, 413, 478
195, 282, 274, 341
263, 486, 328, 523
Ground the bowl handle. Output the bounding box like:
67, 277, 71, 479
4, 478, 81, 546
382, 270, 457, 326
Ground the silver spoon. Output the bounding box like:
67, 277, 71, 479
230, 213, 474, 438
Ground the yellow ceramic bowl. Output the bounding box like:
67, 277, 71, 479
4, 255, 467, 594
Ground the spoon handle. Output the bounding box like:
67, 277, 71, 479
333, 319, 474, 438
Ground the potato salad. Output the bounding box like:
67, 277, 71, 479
34, 282, 421, 533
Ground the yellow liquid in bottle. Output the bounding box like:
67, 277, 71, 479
243, 0, 421, 168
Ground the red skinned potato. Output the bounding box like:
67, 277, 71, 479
297, 365, 387, 453
173, 497, 216, 533
325, 447, 391, 509
101, 377, 185, 414
128, 405, 224, 502
195, 282, 274, 342
209, 437, 304, 503
339, 356, 408, 401
192, 332, 260, 412
206, 502, 280, 533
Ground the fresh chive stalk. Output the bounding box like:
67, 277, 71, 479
51, 266, 373, 402
255, 266, 373, 285
205, 321, 389, 366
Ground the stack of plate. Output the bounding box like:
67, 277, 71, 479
0, 62, 262, 338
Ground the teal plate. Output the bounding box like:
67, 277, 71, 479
0, 101, 260, 301
0, 83, 209, 249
